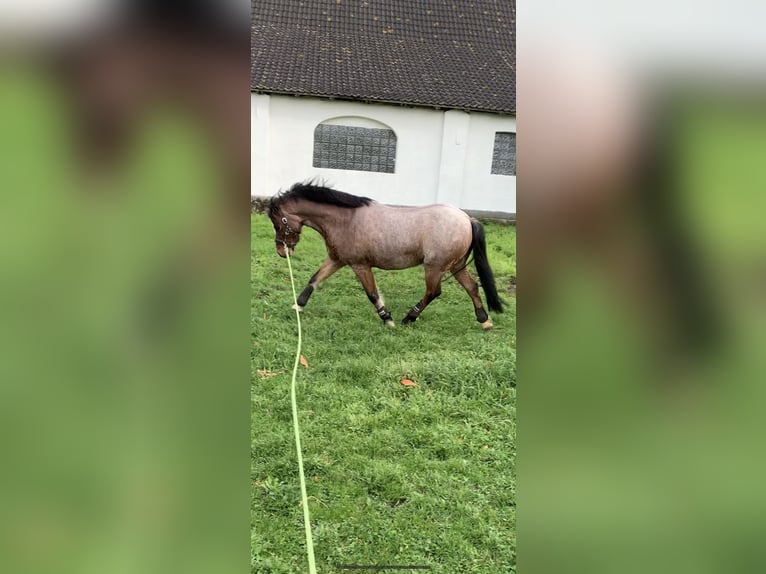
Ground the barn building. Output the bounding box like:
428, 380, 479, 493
251, 0, 516, 218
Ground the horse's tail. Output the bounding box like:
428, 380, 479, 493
470, 219, 504, 313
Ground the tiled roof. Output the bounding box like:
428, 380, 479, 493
251, 0, 515, 114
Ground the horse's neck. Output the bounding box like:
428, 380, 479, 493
295, 202, 351, 237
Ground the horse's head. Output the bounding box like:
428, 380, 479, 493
269, 208, 303, 258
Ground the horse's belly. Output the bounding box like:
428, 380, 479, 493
374, 260, 419, 271
371, 252, 423, 271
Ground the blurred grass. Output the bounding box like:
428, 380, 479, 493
251, 215, 516, 573
522, 99, 766, 574
0, 63, 248, 574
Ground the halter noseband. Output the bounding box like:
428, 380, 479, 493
275, 216, 301, 248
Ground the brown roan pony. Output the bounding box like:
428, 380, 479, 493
268, 183, 504, 329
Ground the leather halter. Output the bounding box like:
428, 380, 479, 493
275, 216, 300, 248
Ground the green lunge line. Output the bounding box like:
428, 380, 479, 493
285, 249, 318, 574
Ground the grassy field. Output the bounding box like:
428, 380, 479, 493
251, 213, 516, 573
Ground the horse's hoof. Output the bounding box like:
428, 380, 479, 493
385, 320, 395, 328
481, 320, 493, 330
292, 304, 304, 312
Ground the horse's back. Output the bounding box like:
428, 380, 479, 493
352, 202, 471, 269
374, 202, 470, 238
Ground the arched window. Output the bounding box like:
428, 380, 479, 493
313, 117, 397, 173
491, 132, 516, 176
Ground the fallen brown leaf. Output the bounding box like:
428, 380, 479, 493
257, 369, 278, 378
400, 378, 417, 387
300, 355, 309, 368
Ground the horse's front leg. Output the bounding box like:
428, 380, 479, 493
351, 265, 394, 327
402, 266, 443, 325
295, 257, 345, 310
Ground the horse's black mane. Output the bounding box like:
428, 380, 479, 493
269, 183, 373, 218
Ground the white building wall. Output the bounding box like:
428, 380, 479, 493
462, 113, 517, 214
252, 93, 516, 215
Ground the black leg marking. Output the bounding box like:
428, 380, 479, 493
402, 303, 422, 325
297, 285, 314, 307
366, 291, 392, 323
476, 307, 488, 323
377, 307, 393, 323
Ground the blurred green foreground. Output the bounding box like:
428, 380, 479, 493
0, 63, 249, 574
522, 98, 766, 574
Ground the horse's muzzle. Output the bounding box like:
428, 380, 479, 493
275, 242, 294, 258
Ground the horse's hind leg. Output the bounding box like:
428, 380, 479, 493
351, 265, 395, 326
296, 257, 345, 310
452, 266, 493, 330
402, 266, 444, 325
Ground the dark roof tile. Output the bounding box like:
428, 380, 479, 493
251, 0, 515, 114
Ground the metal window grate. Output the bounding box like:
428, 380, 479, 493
491, 132, 516, 176
313, 124, 397, 173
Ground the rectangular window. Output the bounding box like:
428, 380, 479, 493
313, 125, 397, 173
491, 132, 516, 176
